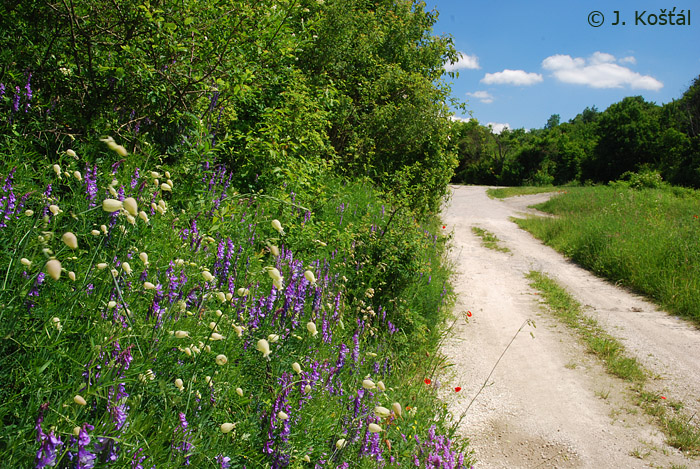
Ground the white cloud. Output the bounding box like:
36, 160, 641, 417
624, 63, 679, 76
467, 91, 494, 104
541, 52, 662, 90
449, 115, 472, 123
444, 52, 480, 71
481, 69, 543, 86
487, 122, 510, 134
619, 56, 637, 65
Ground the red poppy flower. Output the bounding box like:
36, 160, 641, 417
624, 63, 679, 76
424, 378, 431, 385
467, 311, 472, 317
442, 225, 446, 229
661, 396, 667, 400
454, 387, 461, 392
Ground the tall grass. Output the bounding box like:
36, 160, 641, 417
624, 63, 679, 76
513, 185, 700, 323
0, 141, 471, 467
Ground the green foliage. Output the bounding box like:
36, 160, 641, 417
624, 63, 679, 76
0, 0, 468, 465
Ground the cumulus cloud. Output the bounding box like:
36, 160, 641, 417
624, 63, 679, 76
444, 52, 480, 71
449, 115, 472, 123
487, 122, 510, 134
541, 52, 662, 90
467, 91, 494, 104
481, 69, 543, 86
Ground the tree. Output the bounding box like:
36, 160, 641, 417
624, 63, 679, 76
588, 96, 661, 182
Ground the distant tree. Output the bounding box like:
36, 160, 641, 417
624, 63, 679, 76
544, 114, 560, 130
587, 96, 661, 182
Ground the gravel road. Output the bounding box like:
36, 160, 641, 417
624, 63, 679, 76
441, 185, 700, 468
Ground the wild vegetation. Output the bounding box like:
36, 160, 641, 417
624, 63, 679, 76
502, 184, 700, 324
451, 76, 700, 187
0, 0, 473, 467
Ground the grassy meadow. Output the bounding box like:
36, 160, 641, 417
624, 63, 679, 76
496, 185, 700, 324
0, 145, 471, 468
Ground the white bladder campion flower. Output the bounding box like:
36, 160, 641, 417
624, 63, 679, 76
123, 197, 138, 217
268, 334, 280, 343
335, 439, 346, 450
100, 136, 128, 156
53, 164, 62, 178
46, 259, 62, 281
304, 270, 316, 285
374, 406, 391, 418
269, 245, 280, 257
220, 422, 235, 433
121, 262, 132, 275
256, 338, 271, 358
144, 281, 156, 290
20, 258, 32, 267
160, 183, 172, 192
392, 402, 402, 418
271, 219, 284, 235
73, 171, 82, 182
210, 332, 225, 341
102, 199, 123, 213
236, 387, 244, 397
215, 354, 228, 366
174, 330, 189, 339
368, 423, 383, 433
66, 149, 77, 158
362, 379, 376, 390
277, 411, 289, 421
49, 204, 62, 216
202, 270, 215, 282
139, 252, 149, 265
377, 381, 386, 392
74, 395, 87, 406
306, 321, 318, 337
68, 271, 76, 281
237, 287, 249, 297
175, 378, 184, 391
292, 362, 302, 374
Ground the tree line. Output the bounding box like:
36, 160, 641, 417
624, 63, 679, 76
450, 76, 700, 187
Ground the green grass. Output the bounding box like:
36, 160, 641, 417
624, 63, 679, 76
514, 185, 700, 324
486, 186, 565, 199
471, 226, 510, 253
526, 270, 646, 382
527, 270, 700, 455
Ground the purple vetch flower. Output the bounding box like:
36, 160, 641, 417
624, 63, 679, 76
24, 72, 33, 112
0, 83, 5, 98
13, 86, 20, 112
131, 168, 140, 188
351, 331, 360, 364
77, 424, 97, 468
35, 403, 63, 469
84, 165, 98, 206
172, 412, 193, 465
216, 455, 231, 468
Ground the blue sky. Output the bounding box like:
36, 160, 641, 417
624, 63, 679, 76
426, 0, 700, 131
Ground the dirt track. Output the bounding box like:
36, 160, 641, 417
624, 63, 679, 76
441, 186, 700, 468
